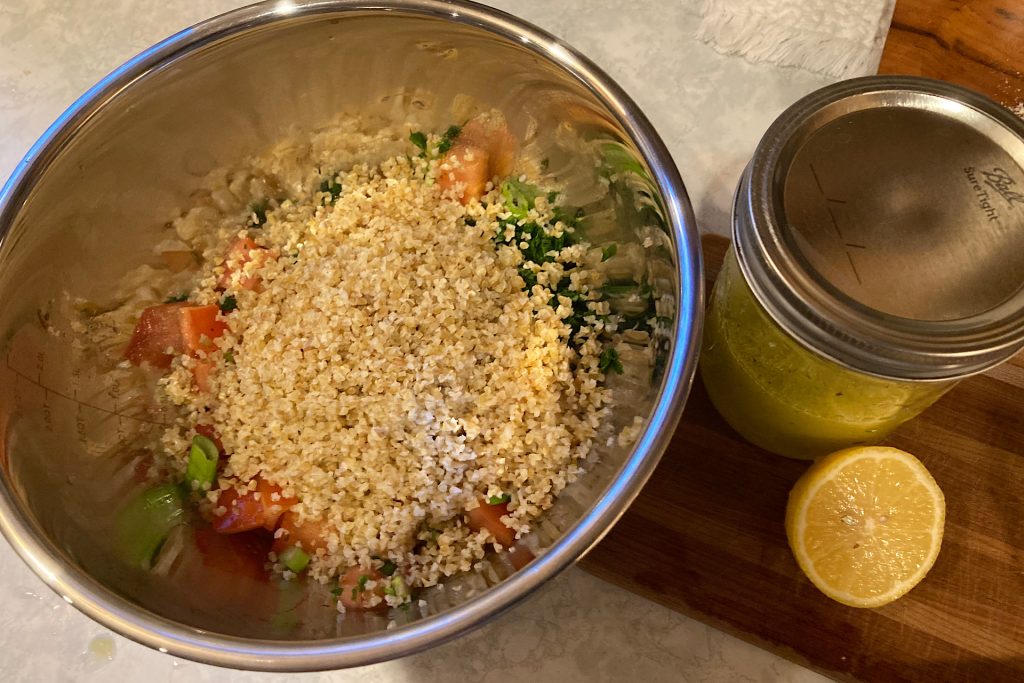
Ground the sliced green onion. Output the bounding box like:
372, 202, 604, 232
279, 546, 311, 573
387, 575, 410, 601
116, 484, 187, 570
186, 434, 219, 490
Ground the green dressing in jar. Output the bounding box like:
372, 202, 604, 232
701, 249, 952, 459
700, 77, 1024, 459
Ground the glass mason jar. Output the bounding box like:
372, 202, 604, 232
700, 76, 1024, 459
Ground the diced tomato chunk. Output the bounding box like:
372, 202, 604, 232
438, 113, 519, 204
160, 250, 198, 273
124, 302, 187, 368
130, 451, 173, 485
339, 566, 388, 611
211, 477, 297, 534
458, 114, 518, 178
218, 236, 266, 291
192, 359, 214, 393
466, 498, 516, 548
272, 510, 330, 554
438, 145, 490, 204
193, 528, 271, 583
180, 304, 227, 354
507, 541, 535, 570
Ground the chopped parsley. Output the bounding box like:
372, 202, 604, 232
249, 200, 268, 227
518, 267, 538, 290
164, 293, 189, 303
409, 130, 428, 154
380, 560, 397, 577
319, 174, 342, 203
602, 243, 618, 261
599, 347, 624, 375
437, 125, 461, 154
487, 493, 511, 506
351, 574, 370, 599
219, 295, 237, 314
223, 349, 235, 365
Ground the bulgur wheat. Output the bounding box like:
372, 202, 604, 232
147, 117, 617, 593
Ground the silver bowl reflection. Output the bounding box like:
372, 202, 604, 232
0, 0, 702, 671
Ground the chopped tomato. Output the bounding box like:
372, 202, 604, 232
192, 359, 214, 393
466, 498, 516, 548
438, 113, 519, 204
193, 528, 271, 583
124, 302, 187, 368
217, 236, 266, 291
125, 303, 227, 369
507, 541, 535, 570
129, 451, 172, 485
339, 566, 387, 610
180, 304, 227, 354
272, 510, 330, 555
438, 145, 490, 203
458, 114, 518, 178
160, 250, 198, 273
211, 477, 296, 534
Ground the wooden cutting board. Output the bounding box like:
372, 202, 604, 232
579, 4, 1024, 680
578, 235, 1024, 682
878, 0, 1024, 109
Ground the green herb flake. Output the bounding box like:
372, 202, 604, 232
409, 131, 428, 153
223, 349, 235, 365
380, 560, 397, 577
599, 347, 624, 375
518, 267, 538, 290
319, 175, 342, 204
487, 493, 511, 506
438, 125, 462, 154
164, 293, 189, 303
357, 574, 369, 593
219, 295, 237, 314
331, 586, 342, 597
249, 201, 268, 227
602, 243, 618, 261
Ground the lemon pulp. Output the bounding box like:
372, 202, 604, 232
785, 446, 945, 607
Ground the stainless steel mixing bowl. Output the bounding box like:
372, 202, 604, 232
0, 0, 702, 671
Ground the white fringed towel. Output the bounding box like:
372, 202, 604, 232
697, 0, 895, 78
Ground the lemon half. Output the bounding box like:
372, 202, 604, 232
785, 446, 945, 608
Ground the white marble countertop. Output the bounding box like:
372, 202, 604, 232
0, 1, 875, 680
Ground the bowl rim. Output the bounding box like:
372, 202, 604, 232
0, 0, 703, 671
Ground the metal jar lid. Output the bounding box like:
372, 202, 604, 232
734, 75, 1024, 381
